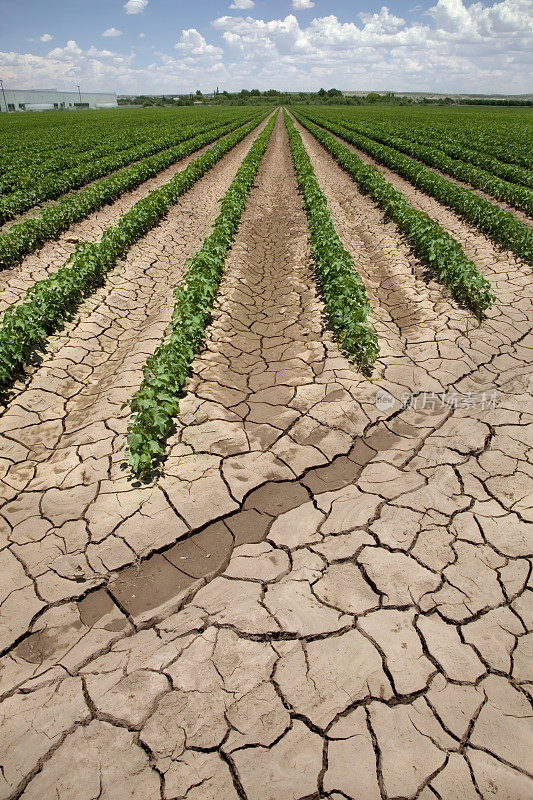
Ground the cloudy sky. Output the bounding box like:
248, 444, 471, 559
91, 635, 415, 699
0, 0, 531, 95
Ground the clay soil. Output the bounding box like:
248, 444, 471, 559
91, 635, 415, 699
0, 113, 531, 800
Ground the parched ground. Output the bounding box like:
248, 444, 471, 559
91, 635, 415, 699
0, 113, 531, 800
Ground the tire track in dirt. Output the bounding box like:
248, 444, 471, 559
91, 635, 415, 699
0, 122, 258, 315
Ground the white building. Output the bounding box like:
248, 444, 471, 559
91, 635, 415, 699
0, 88, 118, 112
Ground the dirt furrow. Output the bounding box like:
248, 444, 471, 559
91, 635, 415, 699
155, 113, 372, 513
0, 125, 256, 315
0, 112, 380, 658
408, 155, 533, 227
292, 117, 472, 385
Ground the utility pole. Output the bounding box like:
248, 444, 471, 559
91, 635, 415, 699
77, 84, 81, 103
0, 79, 7, 113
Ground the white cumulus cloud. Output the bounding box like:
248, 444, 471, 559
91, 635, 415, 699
103, 28, 123, 38
358, 8, 405, 32
212, 2, 533, 91
230, 0, 255, 8
86, 45, 119, 58
3, 0, 532, 95
292, 0, 315, 9
25, 33, 54, 43
175, 28, 223, 59
124, 0, 148, 14
47, 40, 84, 60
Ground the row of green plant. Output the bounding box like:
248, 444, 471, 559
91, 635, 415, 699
0, 113, 270, 396
0, 112, 256, 220
312, 107, 533, 189
376, 124, 532, 190
0, 127, 157, 193
298, 110, 533, 265
0, 111, 261, 271
292, 112, 495, 317
0, 105, 255, 183
328, 115, 533, 215
126, 114, 278, 477
447, 126, 532, 170
402, 116, 533, 171
284, 111, 378, 370
361, 106, 533, 170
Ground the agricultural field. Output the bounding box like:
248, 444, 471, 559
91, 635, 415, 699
0, 104, 532, 799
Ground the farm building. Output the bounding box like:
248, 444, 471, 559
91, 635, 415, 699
0, 88, 118, 112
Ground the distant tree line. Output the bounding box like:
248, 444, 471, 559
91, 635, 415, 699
118, 88, 532, 108
456, 98, 533, 106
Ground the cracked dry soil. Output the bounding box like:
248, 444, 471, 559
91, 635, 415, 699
0, 113, 532, 799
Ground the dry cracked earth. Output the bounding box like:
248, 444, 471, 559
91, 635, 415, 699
0, 113, 532, 799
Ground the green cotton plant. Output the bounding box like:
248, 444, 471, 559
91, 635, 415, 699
284, 111, 379, 370
351, 118, 533, 190
0, 114, 271, 395
324, 116, 533, 216
1, 108, 261, 187
293, 111, 496, 317
315, 107, 533, 185
0, 111, 263, 270
126, 113, 278, 477
0, 111, 252, 212
0, 106, 275, 186
0, 117, 212, 224
298, 109, 533, 265
0, 118, 233, 222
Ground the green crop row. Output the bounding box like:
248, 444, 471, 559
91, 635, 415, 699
0, 114, 269, 396
0, 113, 256, 221
126, 114, 278, 477
0, 112, 261, 271
0, 106, 259, 181
311, 108, 533, 190
328, 115, 533, 215
284, 111, 378, 370
0, 127, 160, 193
401, 116, 533, 171
326, 106, 533, 171
298, 110, 533, 265
293, 112, 495, 318
382, 126, 533, 190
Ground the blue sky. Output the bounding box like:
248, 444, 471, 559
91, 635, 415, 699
0, 0, 531, 94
